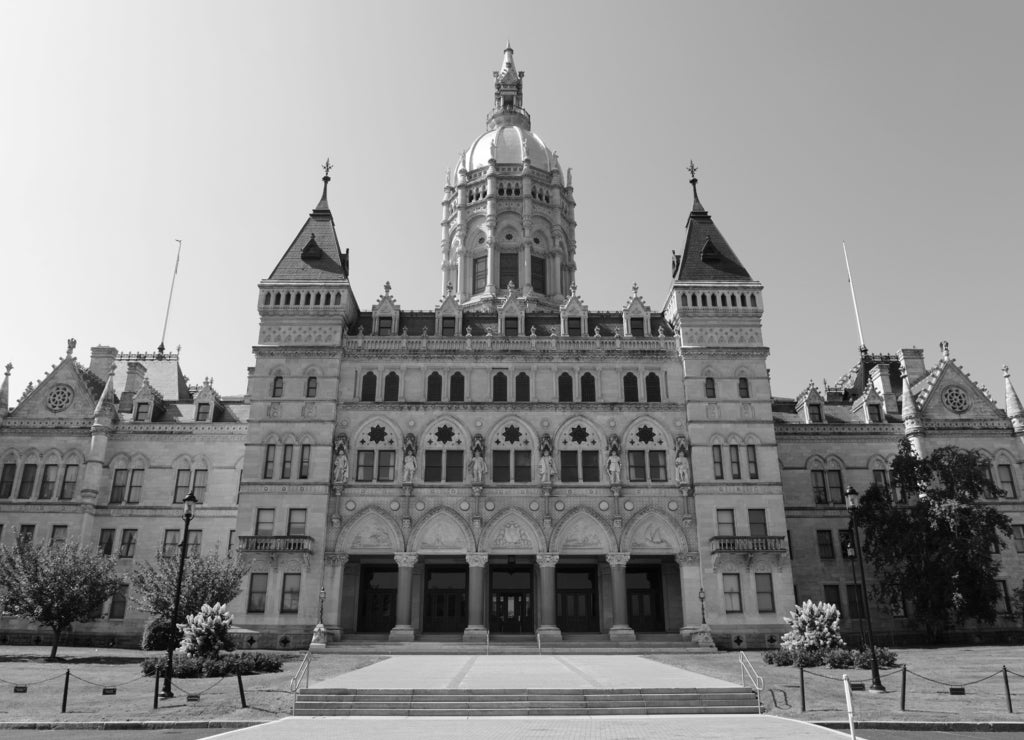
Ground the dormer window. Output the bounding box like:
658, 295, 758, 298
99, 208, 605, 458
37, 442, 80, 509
441, 317, 456, 337
378, 316, 393, 336
808, 404, 823, 423
567, 317, 582, 337
868, 404, 883, 423
630, 317, 645, 338
134, 402, 150, 421
196, 403, 211, 422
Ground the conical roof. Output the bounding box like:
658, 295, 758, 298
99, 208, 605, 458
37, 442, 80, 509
267, 167, 348, 282
673, 172, 752, 282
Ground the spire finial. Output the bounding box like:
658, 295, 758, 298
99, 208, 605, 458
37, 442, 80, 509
4, 363, 11, 377
631, 282, 639, 297
569, 281, 577, 297
687, 160, 698, 178
384, 281, 392, 296
66, 338, 77, 358
446, 281, 453, 296
322, 158, 333, 181
941, 340, 950, 360
687, 159, 705, 213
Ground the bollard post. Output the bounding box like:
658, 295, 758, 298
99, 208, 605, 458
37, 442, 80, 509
237, 671, 247, 708
799, 666, 806, 712
1004, 665, 1013, 714
61, 669, 70, 713
153, 666, 160, 710
900, 666, 906, 711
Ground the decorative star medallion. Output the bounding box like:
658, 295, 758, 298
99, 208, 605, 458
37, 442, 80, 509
435, 424, 455, 444
502, 425, 522, 444
569, 425, 590, 444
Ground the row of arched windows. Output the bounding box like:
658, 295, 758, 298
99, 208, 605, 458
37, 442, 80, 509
263, 290, 343, 307
680, 291, 758, 309
270, 375, 318, 399
704, 377, 750, 399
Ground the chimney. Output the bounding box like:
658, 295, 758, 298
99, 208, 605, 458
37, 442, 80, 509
869, 363, 897, 415
119, 361, 146, 413
89, 346, 118, 378
898, 348, 927, 386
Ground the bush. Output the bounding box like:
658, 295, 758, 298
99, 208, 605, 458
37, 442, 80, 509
762, 645, 899, 669
140, 651, 283, 678
853, 646, 900, 669
781, 600, 846, 652
141, 617, 180, 651
179, 603, 234, 658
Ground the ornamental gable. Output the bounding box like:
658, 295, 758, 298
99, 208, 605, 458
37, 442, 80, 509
915, 359, 1004, 422
7, 356, 107, 421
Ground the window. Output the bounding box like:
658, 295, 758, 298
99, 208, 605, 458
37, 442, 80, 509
531, 255, 546, 294
873, 467, 890, 491
811, 470, 827, 504
0, 463, 16, 498
360, 372, 377, 401
355, 449, 396, 482
558, 373, 573, 402
39, 464, 58, 499
627, 450, 667, 482
287, 509, 307, 536
755, 573, 775, 613
704, 377, 716, 399
271, 376, 284, 398
629, 317, 645, 338
17, 463, 37, 499
808, 404, 823, 422
623, 373, 639, 402
747, 446, 759, 480
749, 509, 767, 538
868, 404, 883, 422
846, 584, 865, 619
248, 573, 268, 613
823, 584, 842, 613
134, 402, 150, 420
645, 373, 661, 402
50, 525, 68, 547
826, 470, 844, 503
738, 377, 750, 399
441, 316, 456, 337
118, 529, 137, 558
515, 372, 530, 402
560, 450, 600, 483
305, 376, 318, 398
450, 372, 465, 402
281, 573, 301, 613
109, 586, 128, 620
110, 469, 128, 503
499, 252, 518, 288
580, 373, 596, 402
492, 372, 508, 401
427, 372, 442, 402
723, 573, 742, 612
98, 529, 115, 556
492, 450, 531, 483
18, 524, 35, 544
255, 508, 275, 536
716, 509, 736, 537
378, 316, 393, 336
567, 317, 582, 337
299, 445, 311, 479
729, 445, 741, 479
60, 464, 78, 500
472, 256, 487, 293
997, 580, 1013, 615
1012, 525, 1024, 553
997, 465, 1017, 498
227, 530, 236, 554
383, 372, 400, 401
163, 529, 180, 557
127, 469, 144, 503
186, 529, 202, 557
424, 450, 465, 482
196, 402, 211, 421
816, 530, 835, 559
839, 529, 855, 559
504, 316, 518, 337
712, 445, 724, 480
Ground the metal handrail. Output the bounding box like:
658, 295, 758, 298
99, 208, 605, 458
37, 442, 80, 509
536, 631, 542, 655
289, 651, 312, 693
485, 630, 490, 656
739, 651, 764, 713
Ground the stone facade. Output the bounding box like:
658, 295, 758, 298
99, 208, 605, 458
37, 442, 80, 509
1, 48, 1023, 650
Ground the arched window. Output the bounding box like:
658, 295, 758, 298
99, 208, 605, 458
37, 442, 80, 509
558, 372, 574, 402
559, 421, 600, 482
493, 372, 508, 402
271, 376, 284, 398
355, 424, 396, 483
704, 377, 717, 399
427, 372, 443, 402
738, 377, 749, 399
623, 373, 639, 402
515, 372, 530, 402
626, 424, 668, 482
360, 372, 377, 402
645, 372, 661, 402
491, 421, 532, 483
580, 373, 596, 402
811, 467, 844, 504
450, 372, 465, 402
423, 422, 465, 483
305, 376, 318, 398
263, 293, 271, 305
383, 372, 400, 402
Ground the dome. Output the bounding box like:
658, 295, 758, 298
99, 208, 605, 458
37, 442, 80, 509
461, 125, 560, 174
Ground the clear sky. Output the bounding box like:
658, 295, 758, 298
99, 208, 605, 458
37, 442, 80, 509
2, 1, 1022, 405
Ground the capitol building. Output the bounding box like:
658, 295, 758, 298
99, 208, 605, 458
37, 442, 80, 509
2, 47, 1023, 649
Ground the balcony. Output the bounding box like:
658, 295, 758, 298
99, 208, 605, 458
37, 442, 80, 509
710, 536, 787, 554
238, 535, 314, 554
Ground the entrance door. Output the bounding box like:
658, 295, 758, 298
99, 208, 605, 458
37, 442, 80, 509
626, 565, 665, 632
556, 567, 599, 632
357, 566, 397, 633
489, 565, 533, 633
423, 566, 468, 632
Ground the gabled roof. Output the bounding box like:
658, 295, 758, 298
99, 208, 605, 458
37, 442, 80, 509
673, 176, 752, 283
267, 175, 349, 282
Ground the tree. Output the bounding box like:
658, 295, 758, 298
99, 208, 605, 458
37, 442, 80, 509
855, 439, 1012, 642
0, 541, 121, 659
130, 553, 248, 649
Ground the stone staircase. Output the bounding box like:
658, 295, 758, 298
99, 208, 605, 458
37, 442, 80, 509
317, 634, 715, 655
294, 686, 760, 716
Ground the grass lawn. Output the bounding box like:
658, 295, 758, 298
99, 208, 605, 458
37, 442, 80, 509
652, 646, 1024, 723
0, 647, 381, 725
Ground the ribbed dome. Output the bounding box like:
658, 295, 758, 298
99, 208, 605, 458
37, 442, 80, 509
460, 125, 559, 174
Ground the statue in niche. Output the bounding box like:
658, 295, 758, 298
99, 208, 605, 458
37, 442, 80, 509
538, 451, 557, 484
469, 449, 488, 484
333, 434, 349, 484
606, 451, 621, 484
674, 452, 689, 485
402, 452, 417, 483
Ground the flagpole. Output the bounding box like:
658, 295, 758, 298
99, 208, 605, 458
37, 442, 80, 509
842, 241, 867, 355
158, 239, 182, 358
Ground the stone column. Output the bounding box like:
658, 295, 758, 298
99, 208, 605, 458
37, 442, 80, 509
389, 552, 418, 642
536, 553, 562, 641
606, 552, 635, 641
329, 554, 349, 637
485, 235, 496, 293
464, 553, 489, 642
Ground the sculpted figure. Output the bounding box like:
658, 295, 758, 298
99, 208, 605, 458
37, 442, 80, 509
674, 452, 689, 485
470, 450, 488, 484
403, 453, 417, 483
333, 451, 349, 484
606, 451, 621, 484
538, 451, 557, 484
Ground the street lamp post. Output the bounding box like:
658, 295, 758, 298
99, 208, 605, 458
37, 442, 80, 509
844, 486, 886, 693
161, 489, 198, 699
318, 584, 326, 624
844, 533, 866, 647
698, 586, 706, 625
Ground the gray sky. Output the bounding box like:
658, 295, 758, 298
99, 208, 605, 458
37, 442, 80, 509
2, 0, 1022, 405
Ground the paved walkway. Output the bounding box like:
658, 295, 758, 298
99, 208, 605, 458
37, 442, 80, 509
310, 654, 739, 690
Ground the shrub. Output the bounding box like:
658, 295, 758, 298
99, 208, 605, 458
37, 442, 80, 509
853, 646, 900, 669
762, 644, 899, 669
141, 617, 180, 651
761, 648, 793, 666
823, 648, 855, 669
781, 600, 846, 652
179, 602, 234, 658
140, 651, 283, 678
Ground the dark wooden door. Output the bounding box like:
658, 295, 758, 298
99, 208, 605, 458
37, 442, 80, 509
557, 590, 598, 632
423, 589, 467, 632
490, 591, 533, 633
358, 566, 397, 633
626, 566, 665, 632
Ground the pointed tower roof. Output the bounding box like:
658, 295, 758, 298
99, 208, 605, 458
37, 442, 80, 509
1004, 365, 1024, 425
267, 160, 349, 282
673, 162, 752, 283
487, 44, 529, 130
0, 362, 11, 418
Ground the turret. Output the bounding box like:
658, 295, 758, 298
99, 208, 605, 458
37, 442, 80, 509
1004, 366, 1024, 435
